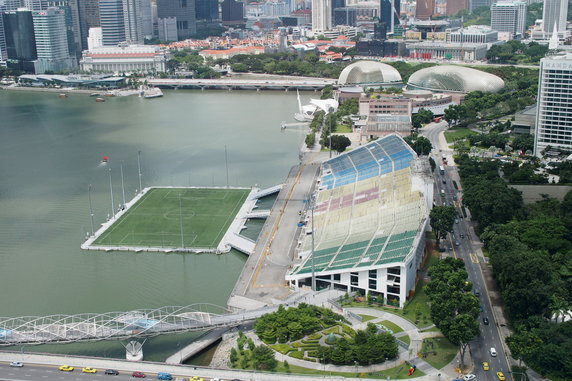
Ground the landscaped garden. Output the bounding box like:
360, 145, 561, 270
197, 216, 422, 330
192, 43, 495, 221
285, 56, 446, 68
418, 337, 458, 370
253, 304, 399, 366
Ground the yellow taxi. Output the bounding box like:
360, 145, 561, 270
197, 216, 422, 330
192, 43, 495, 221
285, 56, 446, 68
82, 367, 97, 374
59, 365, 74, 372
190, 377, 204, 381
497, 371, 506, 380
482, 361, 490, 371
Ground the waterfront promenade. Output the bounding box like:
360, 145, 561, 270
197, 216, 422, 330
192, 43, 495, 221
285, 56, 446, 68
147, 78, 336, 91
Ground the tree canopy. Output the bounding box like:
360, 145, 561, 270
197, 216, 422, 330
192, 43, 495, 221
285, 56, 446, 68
404, 134, 433, 156
429, 205, 457, 245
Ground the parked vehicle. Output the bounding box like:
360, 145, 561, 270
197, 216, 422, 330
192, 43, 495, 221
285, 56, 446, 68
9, 362, 23, 367
157, 372, 172, 380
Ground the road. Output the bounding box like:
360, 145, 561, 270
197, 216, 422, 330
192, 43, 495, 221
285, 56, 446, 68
421, 122, 513, 381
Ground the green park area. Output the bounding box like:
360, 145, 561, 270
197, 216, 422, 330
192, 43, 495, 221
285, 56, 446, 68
444, 127, 478, 143
92, 187, 249, 249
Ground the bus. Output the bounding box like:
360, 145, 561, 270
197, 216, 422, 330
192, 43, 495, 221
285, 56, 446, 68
439, 165, 445, 175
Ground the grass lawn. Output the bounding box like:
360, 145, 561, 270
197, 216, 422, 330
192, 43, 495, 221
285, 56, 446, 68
358, 314, 378, 322
377, 320, 404, 334
420, 336, 458, 370
398, 334, 411, 346
335, 124, 353, 133
93, 187, 249, 248
271, 361, 426, 379
444, 127, 478, 143
424, 250, 441, 270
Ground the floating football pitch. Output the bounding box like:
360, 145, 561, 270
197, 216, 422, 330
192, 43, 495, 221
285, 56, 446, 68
92, 187, 250, 249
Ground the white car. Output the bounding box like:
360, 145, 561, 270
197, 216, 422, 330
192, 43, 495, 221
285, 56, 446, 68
490, 347, 498, 357
463, 374, 476, 381
10, 362, 24, 367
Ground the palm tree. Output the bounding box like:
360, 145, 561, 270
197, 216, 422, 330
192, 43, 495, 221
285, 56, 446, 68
548, 294, 570, 323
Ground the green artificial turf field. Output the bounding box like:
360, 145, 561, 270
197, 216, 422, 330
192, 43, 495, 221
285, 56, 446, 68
93, 187, 250, 249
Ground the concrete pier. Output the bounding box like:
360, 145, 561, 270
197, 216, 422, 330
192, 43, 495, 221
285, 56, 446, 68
165, 327, 231, 365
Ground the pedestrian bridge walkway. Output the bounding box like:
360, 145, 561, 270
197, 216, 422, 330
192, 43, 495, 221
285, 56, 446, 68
245, 209, 270, 218
0, 304, 277, 347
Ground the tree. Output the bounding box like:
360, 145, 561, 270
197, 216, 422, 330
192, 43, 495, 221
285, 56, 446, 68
447, 314, 480, 369
330, 135, 351, 153
429, 206, 457, 245
252, 345, 277, 370
305, 132, 316, 148
404, 135, 433, 156
506, 330, 543, 366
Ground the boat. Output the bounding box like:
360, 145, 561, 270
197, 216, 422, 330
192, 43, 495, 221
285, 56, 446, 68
143, 87, 163, 99
102, 156, 109, 163
58, 93, 68, 98
90, 92, 101, 97
293, 89, 339, 122
95, 97, 105, 102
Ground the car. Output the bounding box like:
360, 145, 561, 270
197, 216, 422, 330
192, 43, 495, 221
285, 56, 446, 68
460, 234, 465, 238
455, 219, 459, 224
474, 290, 481, 297
482, 362, 490, 371
157, 373, 172, 380
442, 179, 446, 184
82, 367, 97, 374
490, 347, 497, 357
132, 372, 146, 378
483, 317, 490, 325
497, 371, 506, 380
59, 365, 74, 372
455, 241, 460, 246
9, 362, 23, 367
105, 369, 119, 375
449, 246, 453, 250
463, 374, 476, 381
190, 377, 204, 381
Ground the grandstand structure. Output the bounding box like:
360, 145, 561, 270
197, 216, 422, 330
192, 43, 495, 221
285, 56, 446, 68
286, 135, 433, 307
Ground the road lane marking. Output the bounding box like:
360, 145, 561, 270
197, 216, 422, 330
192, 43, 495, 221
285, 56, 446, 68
470, 253, 479, 263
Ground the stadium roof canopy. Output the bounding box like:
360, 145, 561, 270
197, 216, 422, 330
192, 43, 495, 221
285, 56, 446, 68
407, 65, 505, 93
338, 61, 403, 85
287, 135, 428, 278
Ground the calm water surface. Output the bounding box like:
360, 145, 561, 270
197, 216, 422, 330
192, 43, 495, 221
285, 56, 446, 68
0, 89, 309, 359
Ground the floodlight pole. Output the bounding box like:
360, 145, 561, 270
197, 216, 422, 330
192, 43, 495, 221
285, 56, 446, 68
120, 161, 126, 207
137, 150, 143, 194
88, 184, 95, 236
311, 194, 316, 292
179, 193, 184, 248
109, 168, 115, 219
225, 145, 229, 188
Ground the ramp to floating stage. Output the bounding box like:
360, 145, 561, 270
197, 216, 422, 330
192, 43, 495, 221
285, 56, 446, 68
225, 234, 256, 255
244, 209, 270, 219
248, 184, 283, 200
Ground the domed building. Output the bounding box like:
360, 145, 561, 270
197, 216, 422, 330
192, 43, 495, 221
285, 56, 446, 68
407, 65, 505, 93
338, 61, 403, 86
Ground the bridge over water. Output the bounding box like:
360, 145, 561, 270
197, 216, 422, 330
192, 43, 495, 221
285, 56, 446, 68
146, 78, 337, 91
0, 303, 277, 347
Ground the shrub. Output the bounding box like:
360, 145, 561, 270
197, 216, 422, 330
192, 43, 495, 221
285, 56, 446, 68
288, 350, 305, 359
341, 324, 356, 337
308, 333, 322, 340
271, 344, 294, 354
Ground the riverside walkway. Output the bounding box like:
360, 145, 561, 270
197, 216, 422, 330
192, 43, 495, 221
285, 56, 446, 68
147, 78, 336, 91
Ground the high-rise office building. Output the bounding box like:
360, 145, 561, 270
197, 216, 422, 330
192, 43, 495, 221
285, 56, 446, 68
23, 0, 48, 10
156, 0, 196, 39
446, 0, 467, 16
2, 0, 24, 11
99, 0, 125, 45
469, 0, 491, 12
311, 0, 330, 32
32, 7, 76, 72
220, 0, 243, 26
2, 8, 37, 71
123, 0, 143, 43
47, 0, 82, 57
542, 0, 568, 35
490, 1, 527, 38
415, 0, 434, 20
380, 0, 400, 34
333, 7, 356, 26
0, 13, 7, 61
196, 0, 218, 20
77, 0, 99, 49
534, 54, 572, 156
140, 0, 152, 37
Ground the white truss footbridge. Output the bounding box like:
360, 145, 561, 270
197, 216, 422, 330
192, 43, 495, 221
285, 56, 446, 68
0, 304, 277, 346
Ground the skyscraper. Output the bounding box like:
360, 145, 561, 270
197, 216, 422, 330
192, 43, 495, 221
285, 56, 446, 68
380, 0, 400, 34
542, 0, 568, 35
156, 0, 196, 40
0, 12, 7, 61
196, 0, 218, 21
32, 7, 76, 72
99, 0, 125, 45
446, 0, 467, 16
469, 0, 491, 12
2, 0, 24, 11
220, 0, 242, 26
534, 54, 572, 156
415, 0, 434, 20
78, 0, 99, 50
23, 0, 48, 10
490, 1, 527, 38
311, 0, 330, 33
123, 0, 143, 43
2, 8, 37, 71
